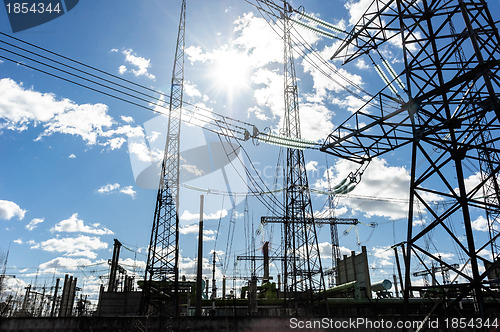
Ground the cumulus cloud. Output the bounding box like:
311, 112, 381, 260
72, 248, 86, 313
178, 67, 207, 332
179, 223, 217, 238
180, 209, 228, 221
36, 103, 113, 144
299, 103, 335, 142
371, 245, 393, 267
312, 158, 434, 220
471, 215, 495, 232
0, 199, 26, 220
120, 49, 155, 80
0, 78, 144, 149
97, 183, 120, 194
51, 213, 113, 235
345, 0, 375, 26
68, 153, 76, 159
96, 183, 136, 198
118, 65, 127, 74
318, 242, 352, 260
32, 235, 108, 259
0, 78, 70, 130
38, 256, 93, 272
184, 81, 203, 98
120, 186, 136, 198
26, 217, 44, 231
120, 115, 134, 123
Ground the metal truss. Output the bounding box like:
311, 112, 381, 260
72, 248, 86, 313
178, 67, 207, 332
262, 216, 360, 287
281, 2, 327, 314
321, 0, 500, 319
142, 0, 186, 315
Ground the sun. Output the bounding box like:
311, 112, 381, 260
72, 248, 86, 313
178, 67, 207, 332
209, 48, 251, 98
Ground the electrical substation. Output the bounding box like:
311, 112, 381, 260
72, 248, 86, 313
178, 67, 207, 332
1, 0, 500, 330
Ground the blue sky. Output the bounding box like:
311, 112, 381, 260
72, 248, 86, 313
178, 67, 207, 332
1, 0, 499, 303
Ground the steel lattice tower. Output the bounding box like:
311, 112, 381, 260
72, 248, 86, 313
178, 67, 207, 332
282, 2, 326, 313
142, 0, 186, 314
322, 0, 500, 318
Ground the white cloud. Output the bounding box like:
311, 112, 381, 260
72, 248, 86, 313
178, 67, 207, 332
128, 141, 163, 163
96, 183, 136, 198
314, 206, 348, 219
37, 103, 113, 145
120, 186, 136, 198
118, 65, 127, 75
0, 78, 140, 149
147, 131, 161, 143
120, 115, 134, 123
68, 153, 76, 159
345, 0, 374, 26
251, 68, 283, 119
471, 215, 492, 232
26, 217, 44, 231
51, 213, 113, 235
0, 78, 70, 129
39, 256, 92, 272
233, 12, 284, 67
2, 276, 28, 297
330, 94, 369, 114
97, 183, 120, 194
313, 158, 421, 220
371, 245, 393, 267
302, 49, 364, 100
356, 59, 370, 70
318, 242, 352, 260
299, 103, 335, 142
185, 46, 207, 64
32, 235, 108, 259
180, 209, 228, 221
108, 137, 126, 150
180, 223, 217, 238
184, 81, 203, 98
122, 49, 155, 80
0, 199, 26, 220
119, 257, 146, 271
306, 161, 318, 172
13, 238, 23, 244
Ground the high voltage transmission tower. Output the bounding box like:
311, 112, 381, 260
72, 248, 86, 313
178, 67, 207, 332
142, 0, 186, 315
322, 0, 500, 319
281, 1, 327, 314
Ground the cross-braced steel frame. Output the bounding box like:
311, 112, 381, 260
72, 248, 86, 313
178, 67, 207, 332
142, 0, 186, 315
282, 2, 327, 314
321, 0, 500, 319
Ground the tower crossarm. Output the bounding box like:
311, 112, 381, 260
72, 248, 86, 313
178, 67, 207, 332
413, 264, 460, 277
261, 216, 359, 225
331, 0, 399, 64
321, 59, 500, 162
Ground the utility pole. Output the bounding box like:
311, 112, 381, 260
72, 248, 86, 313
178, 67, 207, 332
195, 195, 204, 316
50, 278, 59, 317
108, 239, 122, 292
211, 251, 217, 312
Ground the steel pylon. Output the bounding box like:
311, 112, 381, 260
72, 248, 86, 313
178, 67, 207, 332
142, 0, 186, 315
282, 2, 327, 314
322, 0, 500, 319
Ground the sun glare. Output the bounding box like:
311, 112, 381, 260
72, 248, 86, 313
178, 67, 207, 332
209, 49, 251, 98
